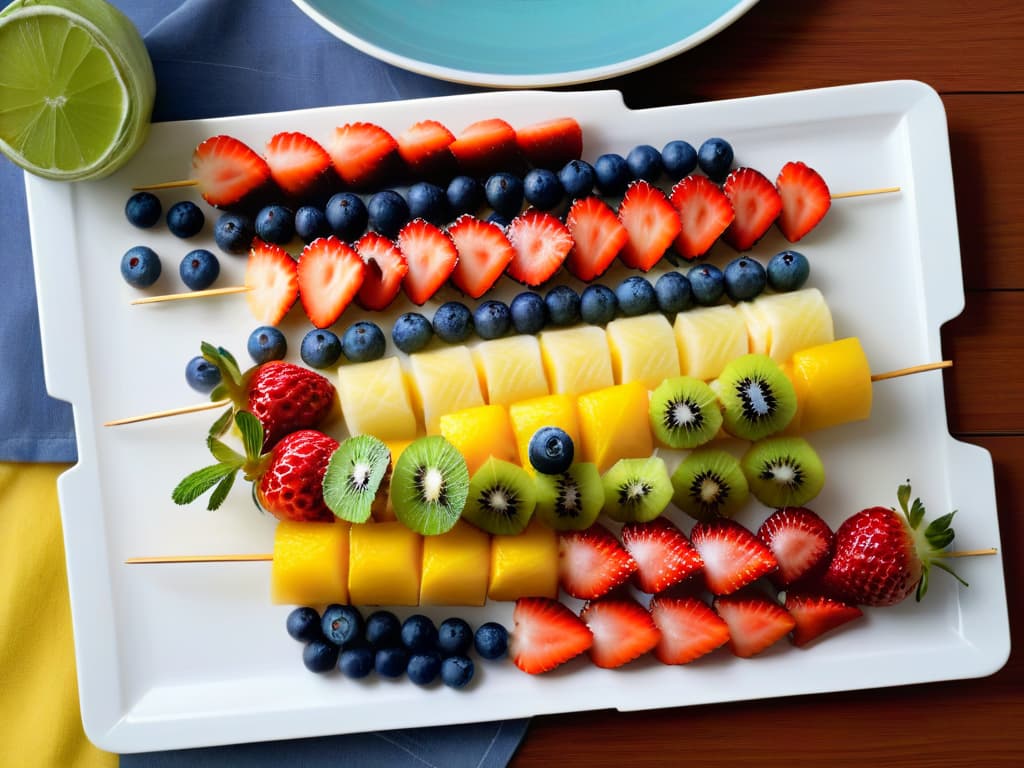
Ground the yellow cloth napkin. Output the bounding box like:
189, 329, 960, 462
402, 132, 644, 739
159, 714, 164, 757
0, 462, 116, 768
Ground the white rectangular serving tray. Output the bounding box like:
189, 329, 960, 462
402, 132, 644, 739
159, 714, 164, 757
27, 81, 1010, 753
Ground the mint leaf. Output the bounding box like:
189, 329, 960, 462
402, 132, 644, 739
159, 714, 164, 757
172, 463, 238, 505
207, 435, 243, 466
236, 410, 264, 460
208, 405, 234, 438
207, 471, 237, 510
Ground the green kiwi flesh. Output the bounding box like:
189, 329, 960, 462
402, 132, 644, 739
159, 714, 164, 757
670, 447, 749, 521
649, 376, 724, 449
391, 435, 469, 535
602, 456, 673, 523
717, 354, 798, 441
322, 435, 392, 523
462, 456, 537, 535
741, 436, 825, 508
534, 462, 604, 531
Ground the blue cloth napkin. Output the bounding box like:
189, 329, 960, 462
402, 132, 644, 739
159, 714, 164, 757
2, 0, 528, 763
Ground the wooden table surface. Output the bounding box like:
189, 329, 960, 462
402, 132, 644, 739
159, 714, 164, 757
513, 1, 1023, 765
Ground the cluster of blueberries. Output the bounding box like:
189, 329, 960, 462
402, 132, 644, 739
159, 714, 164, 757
120, 195, 219, 290
287, 605, 509, 688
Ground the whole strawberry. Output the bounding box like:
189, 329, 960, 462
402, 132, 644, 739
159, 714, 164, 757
822, 483, 966, 606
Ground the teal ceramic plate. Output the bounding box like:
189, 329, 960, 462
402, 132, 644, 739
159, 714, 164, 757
291, 0, 759, 87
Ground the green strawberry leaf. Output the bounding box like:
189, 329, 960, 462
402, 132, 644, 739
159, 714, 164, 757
932, 560, 969, 588
915, 567, 930, 601
207, 471, 237, 511
208, 405, 234, 438
897, 482, 911, 517
172, 463, 239, 505
236, 410, 264, 461
908, 497, 926, 529
207, 435, 244, 466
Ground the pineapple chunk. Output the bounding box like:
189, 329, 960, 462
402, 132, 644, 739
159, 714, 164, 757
271, 521, 350, 606
508, 393, 580, 473
577, 381, 654, 472
472, 335, 550, 406
488, 518, 558, 601
674, 305, 749, 381
737, 287, 834, 364
539, 326, 614, 396
787, 337, 873, 433
348, 521, 423, 606
606, 313, 680, 389
408, 346, 485, 434
336, 357, 417, 441
439, 404, 518, 474
420, 520, 491, 606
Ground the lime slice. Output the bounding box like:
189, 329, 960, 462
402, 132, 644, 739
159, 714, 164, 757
0, 0, 154, 181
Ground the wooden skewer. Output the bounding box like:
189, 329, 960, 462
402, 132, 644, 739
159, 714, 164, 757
831, 186, 901, 200
870, 360, 952, 382
131, 285, 251, 305
103, 399, 230, 427
133, 179, 199, 191
939, 548, 998, 558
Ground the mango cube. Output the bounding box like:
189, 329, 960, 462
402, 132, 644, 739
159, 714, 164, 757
674, 305, 749, 381
606, 313, 681, 389
737, 287, 834, 364
271, 521, 350, 606
786, 337, 873, 434
439, 404, 518, 475
539, 326, 614, 396
472, 335, 550, 406
577, 381, 654, 472
408, 346, 485, 434
348, 521, 423, 606
420, 520, 491, 606
508, 393, 580, 472
336, 356, 418, 441
488, 518, 558, 601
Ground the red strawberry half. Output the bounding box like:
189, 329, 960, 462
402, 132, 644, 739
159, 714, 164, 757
714, 593, 796, 658
264, 131, 334, 200
775, 161, 831, 242
617, 180, 682, 271
649, 595, 731, 665
245, 239, 298, 326
355, 232, 408, 311
505, 210, 574, 286
558, 524, 637, 601
511, 597, 593, 674
722, 167, 783, 251
565, 197, 629, 282
784, 593, 862, 648
515, 117, 583, 169
396, 119, 456, 179
690, 517, 778, 595
328, 122, 399, 189
449, 118, 521, 176
756, 507, 833, 588
257, 429, 339, 522
192, 134, 273, 209
669, 175, 735, 260
580, 597, 661, 669
297, 236, 366, 328
447, 215, 515, 298
398, 220, 459, 305
619, 517, 704, 594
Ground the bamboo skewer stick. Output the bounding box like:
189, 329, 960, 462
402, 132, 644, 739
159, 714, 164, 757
131, 285, 251, 305
831, 186, 901, 200
870, 360, 952, 382
133, 179, 199, 191
103, 399, 230, 427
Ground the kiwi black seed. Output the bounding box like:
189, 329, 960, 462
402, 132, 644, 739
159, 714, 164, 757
649, 376, 724, 449
601, 456, 673, 523
670, 447, 749, 521
534, 462, 604, 531
391, 435, 469, 535
717, 353, 798, 441
462, 456, 537, 535
741, 436, 825, 508
322, 435, 392, 523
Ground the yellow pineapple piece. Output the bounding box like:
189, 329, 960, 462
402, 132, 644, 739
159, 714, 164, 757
487, 518, 558, 601
348, 521, 423, 606
408, 346, 484, 434
539, 325, 614, 396
674, 305, 749, 381
472, 335, 550, 406
271, 521, 350, 605
508, 393, 580, 472
576, 381, 654, 472
420, 520, 491, 606
737, 287, 834, 364
439, 404, 518, 474
787, 337, 873, 434
606, 313, 680, 389
336, 357, 418, 441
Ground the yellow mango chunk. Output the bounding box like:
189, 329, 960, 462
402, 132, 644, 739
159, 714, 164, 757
336, 357, 418, 441
439, 403, 518, 475
420, 520, 491, 606
408, 346, 485, 434
488, 518, 558, 601
577, 381, 654, 472
539, 325, 614, 396
508, 393, 580, 472
271, 521, 350, 606
472, 335, 550, 406
674, 305, 749, 381
787, 337, 873, 433
348, 521, 423, 606
606, 313, 680, 389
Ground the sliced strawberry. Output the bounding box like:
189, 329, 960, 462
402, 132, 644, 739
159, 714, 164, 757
756, 507, 834, 588
722, 167, 783, 251
690, 518, 778, 595
192, 135, 272, 208
564, 197, 629, 282
617, 180, 682, 271
397, 220, 459, 305
515, 117, 583, 170
245, 239, 298, 326
297, 237, 365, 328
619, 517, 704, 594
714, 593, 796, 658
669, 175, 735, 259
328, 122, 399, 189
649, 595, 730, 665
580, 597, 661, 669
264, 132, 334, 200
396, 119, 456, 178
511, 597, 593, 674
785, 593, 862, 648
354, 232, 408, 311
776, 161, 831, 242
558, 524, 637, 601
447, 215, 515, 299
505, 211, 574, 286
449, 118, 521, 176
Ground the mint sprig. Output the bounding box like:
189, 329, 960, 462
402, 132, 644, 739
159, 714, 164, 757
172, 411, 268, 511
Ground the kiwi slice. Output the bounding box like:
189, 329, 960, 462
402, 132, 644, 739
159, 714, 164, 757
602, 456, 673, 523
741, 436, 825, 508
670, 448, 749, 521
534, 462, 604, 531
717, 354, 798, 441
462, 456, 537, 535
391, 435, 469, 535
322, 435, 392, 523
649, 376, 724, 449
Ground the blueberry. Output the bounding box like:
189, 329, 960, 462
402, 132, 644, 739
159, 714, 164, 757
766, 250, 810, 292
407, 181, 450, 225
300, 328, 342, 369
473, 622, 509, 660
321, 604, 364, 646
367, 190, 409, 238
124, 191, 161, 228
594, 153, 630, 196
473, 300, 511, 340
392, 312, 434, 354
687, 263, 726, 306
326, 192, 369, 241
654, 271, 693, 314
341, 321, 386, 362
247, 325, 287, 364
437, 617, 473, 657
407, 651, 442, 686
214, 212, 255, 254
179, 249, 220, 290
303, 641, 340, 673
286, 607, 322, 643
615, 275, 656, 316
558, 159, 595, 199
294, 205, 330, 242
447, 175, 483, 216
545, 285, 581, 327
432, 301, 473, 343
338, 646, 375, 679
661, 140, 698, 180
119, 245, 161, 288
626, 144, 663, 182
441, 655, 475, 689
487, 212, 511, 229
528, 426, 574, 475
401, 614, 438, 652
723, 257, 767, 301
510, 291, 546, 334
579, 284, 618, 325
375, 646, 409, 678
485, 172, 525, 218
523, 169, 563, 210
698, 138, 734, 182
185, 356, 221, 394
364, 610, 402, 649
166, 201, 204, 238
255, 205, 295, 245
